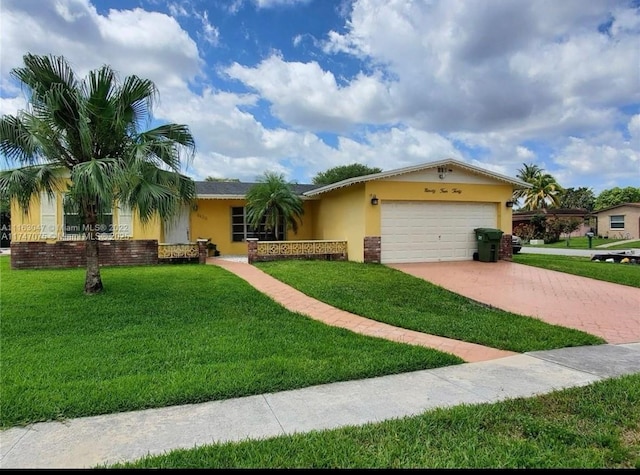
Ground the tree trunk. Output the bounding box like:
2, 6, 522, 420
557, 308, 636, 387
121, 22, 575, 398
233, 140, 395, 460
84, 210, 103, 294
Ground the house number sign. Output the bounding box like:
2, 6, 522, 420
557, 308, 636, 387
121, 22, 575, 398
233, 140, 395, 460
424, 188, 463, 194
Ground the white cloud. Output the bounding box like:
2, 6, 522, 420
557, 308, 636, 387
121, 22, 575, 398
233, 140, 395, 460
1, 0, 638, 192
629, 114, 640, 140
224, 55, 394, 132
195, 10, 220, 46
552, 132, 640, 194
254, 0, 312, 8
0, 96, 27, 117
0, 0, 201, 93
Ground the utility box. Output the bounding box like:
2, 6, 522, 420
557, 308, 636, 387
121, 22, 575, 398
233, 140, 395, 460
474, 228, 504, 262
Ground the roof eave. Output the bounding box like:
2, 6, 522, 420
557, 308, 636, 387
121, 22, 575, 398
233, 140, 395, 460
303, 158, 531, 197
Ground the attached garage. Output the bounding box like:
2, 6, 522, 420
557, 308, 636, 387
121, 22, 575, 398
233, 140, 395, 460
303, 158, 531, 263
381, 201, 497, 263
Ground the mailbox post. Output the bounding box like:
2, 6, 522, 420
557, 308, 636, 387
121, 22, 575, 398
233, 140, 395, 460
586, 232, 594, 249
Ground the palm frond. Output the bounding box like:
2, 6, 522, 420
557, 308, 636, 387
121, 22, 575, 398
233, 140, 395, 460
0, 115, 42, 164
245, 172, 304, 238
0, 165, 65, 212
114, 75, 156, 130
118, 161, 196, 223
135, 124, 195, 171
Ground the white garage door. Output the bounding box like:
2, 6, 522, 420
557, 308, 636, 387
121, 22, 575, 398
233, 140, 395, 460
381, 201, 497, 263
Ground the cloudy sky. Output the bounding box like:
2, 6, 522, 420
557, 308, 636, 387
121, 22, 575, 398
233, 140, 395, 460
1, 0, 638, 193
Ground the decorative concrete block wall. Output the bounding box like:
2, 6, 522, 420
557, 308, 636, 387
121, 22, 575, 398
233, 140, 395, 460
247, 239, 348, 264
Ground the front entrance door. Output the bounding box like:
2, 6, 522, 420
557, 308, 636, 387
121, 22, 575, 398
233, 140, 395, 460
163, 206, 190, 243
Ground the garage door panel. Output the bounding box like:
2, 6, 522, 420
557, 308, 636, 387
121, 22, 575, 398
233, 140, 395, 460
381, 201, 497, 263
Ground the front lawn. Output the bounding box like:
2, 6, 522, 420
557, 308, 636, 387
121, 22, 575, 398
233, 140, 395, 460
0, 257, 462, 428
525, 237, 624, 249
255, 261, 603, 353
513, 254, 640, 288
602, 240, 640, 250
524, 237, 640, 250
114, 374, 640, 469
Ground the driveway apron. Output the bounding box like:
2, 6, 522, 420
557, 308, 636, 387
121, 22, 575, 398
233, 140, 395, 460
389, 261, 640, 344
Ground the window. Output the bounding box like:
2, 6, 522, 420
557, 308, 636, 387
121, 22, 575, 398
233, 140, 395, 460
64, 209, 113, 236
231, 206, 285, 242
610, 215, 624, 230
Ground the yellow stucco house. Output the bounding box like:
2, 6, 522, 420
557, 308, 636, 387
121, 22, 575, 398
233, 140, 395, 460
10, 158, 530, 266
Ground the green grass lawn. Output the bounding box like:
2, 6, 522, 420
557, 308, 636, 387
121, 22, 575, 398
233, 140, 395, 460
513, 254, 640, 288
524, 237, 638, 249
113, 374, 640, 469
601, 240, 640, 250
0, 257, 462, 428
255, 261, 603, 353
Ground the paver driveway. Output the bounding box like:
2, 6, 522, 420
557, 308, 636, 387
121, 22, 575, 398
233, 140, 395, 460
389, 261, 640, 344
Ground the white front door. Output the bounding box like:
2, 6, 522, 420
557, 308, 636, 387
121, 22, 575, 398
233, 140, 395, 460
163, 206, 190, 243
381, 201, 497, 263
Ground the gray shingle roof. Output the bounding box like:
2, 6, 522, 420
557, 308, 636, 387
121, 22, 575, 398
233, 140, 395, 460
196, 181, 318, 197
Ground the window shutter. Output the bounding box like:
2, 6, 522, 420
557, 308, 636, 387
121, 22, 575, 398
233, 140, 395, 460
40, 192, 58, 239
118, 205, 133, 237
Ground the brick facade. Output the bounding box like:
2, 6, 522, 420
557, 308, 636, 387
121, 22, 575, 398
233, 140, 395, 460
499, 234, 513, 261
11, 240, 159, 269
247, 238, 258, 264
363, 236, 381, 263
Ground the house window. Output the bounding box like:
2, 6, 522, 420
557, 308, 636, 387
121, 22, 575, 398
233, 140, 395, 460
64, 209, 113, 236
610, 215, 624, 230
231, 206, 285, 242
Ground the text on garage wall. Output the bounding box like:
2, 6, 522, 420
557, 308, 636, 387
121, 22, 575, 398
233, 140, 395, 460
424, 188, 463, 194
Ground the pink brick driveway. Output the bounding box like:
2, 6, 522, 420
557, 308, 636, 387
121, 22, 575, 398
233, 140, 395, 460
390, 261, 640, 344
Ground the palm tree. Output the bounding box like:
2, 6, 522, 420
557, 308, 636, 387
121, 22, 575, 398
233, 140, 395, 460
245, 172, 304, 241
513, 162, 563, 210
0, 54, 196, 294
513, 163, 542, 203
524, 172, 563, 210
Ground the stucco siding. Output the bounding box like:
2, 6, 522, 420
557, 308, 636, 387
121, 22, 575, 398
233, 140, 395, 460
10, 193, 160, 242
312, 184, 366, 261
595, 205, 640, 239
190, 198, 316, 256
364, 180, 513, 235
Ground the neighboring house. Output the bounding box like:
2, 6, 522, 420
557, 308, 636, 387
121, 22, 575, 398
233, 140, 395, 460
512, 208, 592, 238
591, 203, 640, 240
10, 158, 530, 263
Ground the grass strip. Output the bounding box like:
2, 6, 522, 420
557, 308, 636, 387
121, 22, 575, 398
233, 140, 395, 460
114, 374, 640, 469
256, 260, 604, 352
513, 254, 640, 288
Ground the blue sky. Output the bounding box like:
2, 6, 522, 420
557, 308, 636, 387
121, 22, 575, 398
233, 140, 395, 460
1, 0, 638, 194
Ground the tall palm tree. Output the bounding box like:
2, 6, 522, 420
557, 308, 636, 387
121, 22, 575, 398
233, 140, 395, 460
513, 163, 542, 202
245, 172, 304, 241
0, 54, 196, 294
513, 162, 563, 210
523, 172, 563, 210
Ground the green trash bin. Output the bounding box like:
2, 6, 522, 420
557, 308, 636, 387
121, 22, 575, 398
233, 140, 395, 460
474, 228, 504, 262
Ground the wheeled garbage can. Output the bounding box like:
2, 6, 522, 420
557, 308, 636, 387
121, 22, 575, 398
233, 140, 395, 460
473, 228, 504, 262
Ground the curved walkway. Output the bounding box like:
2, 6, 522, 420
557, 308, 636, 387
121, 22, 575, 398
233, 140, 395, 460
209, 258, 515, 363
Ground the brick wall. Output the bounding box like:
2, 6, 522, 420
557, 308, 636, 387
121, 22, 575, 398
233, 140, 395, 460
363, 236, 381, 263
11, 240, 159, 269
499, 234, 513, 261
247, 238, 258, 264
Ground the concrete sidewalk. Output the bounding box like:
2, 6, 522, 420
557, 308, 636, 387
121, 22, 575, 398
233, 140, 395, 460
1, 343, 639, 469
